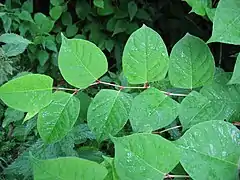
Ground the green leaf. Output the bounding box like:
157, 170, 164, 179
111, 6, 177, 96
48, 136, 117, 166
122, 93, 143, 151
34, 13, 55, 34
122, 25, 169, 84
75, 92, 92, 122
0, 15, 12, 32
43, 37, 57, 52
94, 0, 104, 8
61, 11, 72, 26
208, 0, 240, 45
0, 74, 53, 113
112, 133, 180, 180
205, 7, 216, 22
76, 0, 91, 20
32, 156, 108, 180
2, 107, 24, 128
0, 33, 31, 45
18, 10, 34, 22
102, 156, 119, 180
129, 87, 179, 132
22, 0, 33, 13
2, 43, 29, 57
58, 34, 108, 88
97, 0, 114, 16
66, 24, 78, 37
50, 0, 64, 6
179, 91, 228, 130
37, 50, 49, 66
105, 39, 114, 52
37, 91, 80, 144
50, 6, 63, 20
228, 53, 240, 84
184, 0, 211, 16
23, 111, 38, 122
0, 12, 5, 17
113, 20, 128, 36
200, 72, 240, 123
176, 120, 240, 180
128, 1, 138, 21
87, 89, 132, 141
169, 33, 215, 89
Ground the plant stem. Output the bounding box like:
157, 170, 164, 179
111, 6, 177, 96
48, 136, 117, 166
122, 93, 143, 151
53, 81, 188, 97
165, 174, 190, 178
152, 125, 182, 134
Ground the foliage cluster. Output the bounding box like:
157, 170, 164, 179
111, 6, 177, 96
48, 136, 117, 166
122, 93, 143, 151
0, 0, 240, 180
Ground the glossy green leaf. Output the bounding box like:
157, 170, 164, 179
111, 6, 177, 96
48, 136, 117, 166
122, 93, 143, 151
87, 89, 132, 141
206, 7, 216, 22
176, 120, 240, 180
123, 25, 169, 84
50, 6, 63, 20
0, 74, 53, 113
128, 1, 138, 21
169, 33, 215, 88
94, 0, 104, 8
23, 111, 38, 122
37, 91, 80, 144
34, 13, 55, 34
32, 156, 108, 180
1, 14, 12, 32
208, 0, 240, 45
184, 0, 211, 16
228, 53, 240, 84
18, 10, 34, 22
179, 91, 228, 130
112, 133, 180, 180
129, 87, 179, 132
50, 0, 64, 6
97, 0, 114, 16
66, 24, 78, 37
0, 33, 31, 45
22, 0, 33, 13
58, 34, 108, 88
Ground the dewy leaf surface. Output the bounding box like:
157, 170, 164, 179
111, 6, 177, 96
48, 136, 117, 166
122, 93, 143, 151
58, 34, 108, 88
129, 87, 179, 132
32, 156, 108, 180
184, 0, 211, 16
176, 120, 240, 180
208, 0, 240, 45
122, 25, 169, 84
37, 91, 80, 144
112, 133, 180, 180
0, 74, 53, 113
179, 91, 228, 130
200, 72, 240, 122
169, 34, 215, 89
228, 53, 240, 84
87, 89, 132, 141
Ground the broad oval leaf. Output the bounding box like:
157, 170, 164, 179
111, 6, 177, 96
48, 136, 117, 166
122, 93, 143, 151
208, 0, 240, 45
87, 89, 132, 141
32, 156, 108, 180
122, 25, 169, 84
179, 91, 228, 130
176, 120, 240, 180
58, 34, 108, 88
0, 74, 53, 113
169, 34, 215, 88
112, 133, 180, 180
128, 1, 138, 21
129, 87, 179, 132
228, 53, 240, 84
37, 91, 80, 144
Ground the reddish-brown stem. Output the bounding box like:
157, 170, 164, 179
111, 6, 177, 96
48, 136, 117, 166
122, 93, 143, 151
152, 125, 182, 134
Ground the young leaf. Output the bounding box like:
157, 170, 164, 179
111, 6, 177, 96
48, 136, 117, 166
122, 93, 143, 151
61, 11, 72, 26
87, 89, 132, 141
228, 53, 240, 84
37, 50, 49, 66
22, 0, 33, 13
169, 33, 215, 89
34, 13, 55, 34
184, 0, 211, 16
112, 133, 180, 180
1, 14, 12, 32
76, 0, 91, 20
50, 6, 63, 20
37, 91, 80, 144
97, 0, 114, 16
179, 91, 228, 130
32, 156, 108, 180
66, 24, 78, 37
128, 1, 138, 21
208, 0, 240, 45
0, 33, 31, 45
58, 34, 108, 88
94, 0, 104, 8
2, 107, 24, 128
129, 87, 179, 132
50, 0, 64, 6
122, 25, 169, 84
18, 10, 34, 22
0, 74, 53, 113
176, 120, 240, 180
